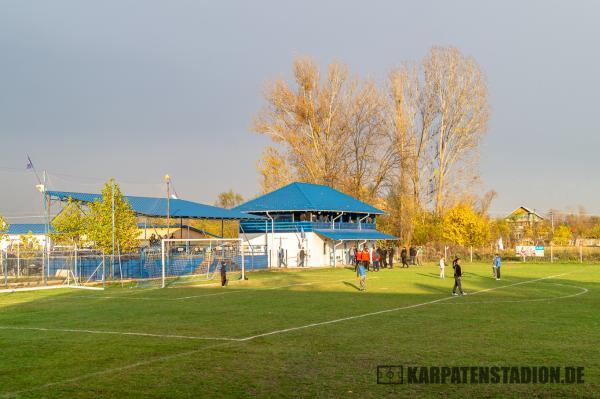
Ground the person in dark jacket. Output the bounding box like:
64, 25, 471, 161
452, 257, 465, 296
409, 246, 416, 265
220, 261, 228, 287
388, 246, 394, 269
299, 248, 306, 267
401, 247, 408, 268
381, 247, 388, 268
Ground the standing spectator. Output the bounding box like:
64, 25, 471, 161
357, 261, 367, 291
416, 246, 423, 266
362, 246, 371, 272
494, 254, 501, 280
452, 257, 465, 296
299, 247, 306, 268
409, 246, 416, 265
388, 246, 394, 269
381, 247, 388, 268
401, 247, 408, 268
355, 246, 362, 276
373, 248, 380, 272
220, 261, 228, 286
439, 256, 446, 279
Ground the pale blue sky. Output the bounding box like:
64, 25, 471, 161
1, 0, 599, 221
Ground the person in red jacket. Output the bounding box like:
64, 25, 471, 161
362, 246, 371, 272
355, 247, 363, 276
373, 248, 381, 272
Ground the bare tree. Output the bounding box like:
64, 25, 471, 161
253, 57, 392, 200
422, 47, 490, 215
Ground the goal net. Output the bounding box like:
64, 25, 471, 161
158, 238, 245, 288
0, 248, 105, 293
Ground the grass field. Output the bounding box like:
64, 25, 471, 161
0, 262, 598, 398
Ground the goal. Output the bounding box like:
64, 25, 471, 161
160, 238, 245, 288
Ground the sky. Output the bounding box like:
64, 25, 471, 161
1, 0, 599, 222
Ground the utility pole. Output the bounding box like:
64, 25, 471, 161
41, 170, 49, 285
111, 180, 115, 279
164, 175, 171, 238
550, 210, 554, 263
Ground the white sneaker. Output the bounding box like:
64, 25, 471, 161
452, 293, 458, 296
462, 292, 467, 295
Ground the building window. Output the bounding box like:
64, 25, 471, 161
323, 242, 326, 255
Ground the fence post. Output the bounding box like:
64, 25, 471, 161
550, 243, 553, 263
580, 244, 583, 263
3, 251, 7, 288
17, 245, 20, 279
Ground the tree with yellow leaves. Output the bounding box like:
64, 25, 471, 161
442, 204, 490, 247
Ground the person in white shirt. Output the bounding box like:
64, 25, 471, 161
439, 256, 445, 279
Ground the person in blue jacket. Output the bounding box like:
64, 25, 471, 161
493, 254, 501, 280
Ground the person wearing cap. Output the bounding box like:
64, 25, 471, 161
452, 257, 465, 296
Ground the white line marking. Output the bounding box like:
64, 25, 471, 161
433, 283, 588, 305
67, 277, 372, 301
237, 273, 569, 341
0, 272, 582, 398
0, 341, 233, 399
0, 284, 104, 293
0, 326, 237, 341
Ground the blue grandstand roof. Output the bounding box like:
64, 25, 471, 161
46, 191, 265, 220
314, 229, 397, 241
234, 182, 383, 214
6, 224, 53, 235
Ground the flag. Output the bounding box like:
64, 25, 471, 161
26, 155, 34, 170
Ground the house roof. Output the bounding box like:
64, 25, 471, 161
314, 229, 398, 241
507, 206, 545, 220
234, 182, 384, 215
5, 224, 54, 235
46, 191, 265, 221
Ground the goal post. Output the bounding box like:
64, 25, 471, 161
160, 238, 245, 288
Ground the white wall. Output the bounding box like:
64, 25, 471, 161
240, 231, 374, 268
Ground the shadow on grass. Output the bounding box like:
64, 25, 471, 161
343, 281, 361, 291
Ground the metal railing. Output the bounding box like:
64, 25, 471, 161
239, 221, 377, 233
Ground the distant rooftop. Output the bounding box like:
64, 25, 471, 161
234, 182, 383, 215
47, 191, 265, 220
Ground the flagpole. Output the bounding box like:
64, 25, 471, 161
27, 154, 42, 185
42, 170, 49, 285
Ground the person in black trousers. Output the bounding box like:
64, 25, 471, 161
452, 257, 465, 296
220, 261, 228, 286
409, 246, 416, 265
388, 246, 394, 268
401, 247, 409, 268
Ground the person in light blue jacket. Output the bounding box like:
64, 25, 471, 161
493, 254, 501, 280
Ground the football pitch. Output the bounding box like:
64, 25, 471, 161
0, 263, 598, 398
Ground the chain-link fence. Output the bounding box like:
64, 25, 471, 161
1, 245, 269, 290
413, 244, 600, 264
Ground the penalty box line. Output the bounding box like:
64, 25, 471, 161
0, 272, 571, 398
